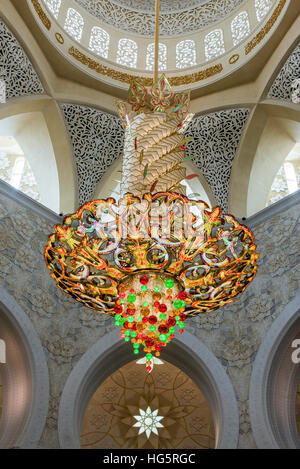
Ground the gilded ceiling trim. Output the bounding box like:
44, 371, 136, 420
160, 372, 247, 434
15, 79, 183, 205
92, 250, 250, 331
68, 46, 223, 86
169, 65, 223, 86
31, 0, 51, 30
55, 32, 65, 44
229, 54, 239, 64
245, 0, 286, 55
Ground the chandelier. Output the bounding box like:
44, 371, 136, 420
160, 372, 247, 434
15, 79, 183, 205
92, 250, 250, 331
44, 2, 258, 372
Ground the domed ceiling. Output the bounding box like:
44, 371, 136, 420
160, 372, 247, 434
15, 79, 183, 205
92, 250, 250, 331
73, 0, 247, 36
108, 0, 210, 10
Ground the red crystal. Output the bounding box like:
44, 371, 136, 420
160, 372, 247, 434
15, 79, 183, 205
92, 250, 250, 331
158, 325, 169, 334
154, 301, 160, 308
158, 304, 167, 313
142, 317, 148, 323
167, 317, 176, 327
148, 315, 157, 324
145, 338, 154, 347
140, 275, 149, 285
178, 291, 187, 300
114, 305, 123, 314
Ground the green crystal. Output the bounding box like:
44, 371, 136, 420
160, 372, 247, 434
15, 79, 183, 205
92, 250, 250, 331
127, 294, 136, 303
165, 279, 174, 288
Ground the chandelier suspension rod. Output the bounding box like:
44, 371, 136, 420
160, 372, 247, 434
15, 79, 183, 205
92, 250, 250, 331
154, 0, 160, 83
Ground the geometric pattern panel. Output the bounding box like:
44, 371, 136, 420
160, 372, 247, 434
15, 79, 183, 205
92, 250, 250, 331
73, 0, 246, 37
89, 26, 110, 59
146, 43, 167, 71
254, 0, 274, 22
116, 38, 138, 68
60, 104, 124, 204
60, 104, 250, 209
267, 159, 300, 206
110, 0, 215, 10
81, 359, 215, 449
204, 29, 225, 61
267, 42, 300, 101
0, 19, 44, 99
44, 0, 62, 19
64, 7, 84, 42
184, 108, 250, 211
0, 146, 41, 202
231, 11, 251, 46
176, 40, 197, 69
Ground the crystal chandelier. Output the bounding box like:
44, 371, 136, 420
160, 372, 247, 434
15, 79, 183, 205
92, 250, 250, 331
44, 2, 258, 372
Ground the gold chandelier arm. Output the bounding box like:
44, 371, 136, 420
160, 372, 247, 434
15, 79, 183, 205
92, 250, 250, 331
154, 0, 160, 83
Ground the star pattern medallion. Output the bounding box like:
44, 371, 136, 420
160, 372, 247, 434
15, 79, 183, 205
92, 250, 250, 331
133, 406, 164, 439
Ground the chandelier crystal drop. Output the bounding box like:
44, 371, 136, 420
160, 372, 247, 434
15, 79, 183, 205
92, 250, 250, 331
115, 271, 185, 370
